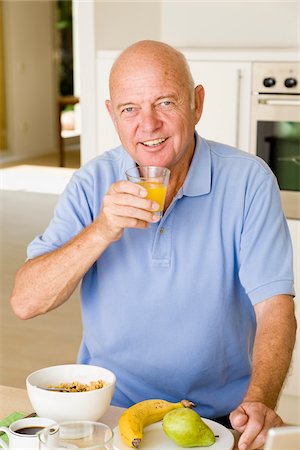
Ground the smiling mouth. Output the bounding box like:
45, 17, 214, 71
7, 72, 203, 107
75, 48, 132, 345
140, 138, 167, 147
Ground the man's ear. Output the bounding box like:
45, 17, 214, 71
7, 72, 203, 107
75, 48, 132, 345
194, 85, 205, 125
105, 100, 117, 128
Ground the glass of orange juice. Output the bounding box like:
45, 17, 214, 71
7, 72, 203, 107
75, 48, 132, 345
125, 165, 171, 217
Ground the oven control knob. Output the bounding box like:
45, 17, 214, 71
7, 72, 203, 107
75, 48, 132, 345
284, 77, 298, 88
263, 77, 276, 88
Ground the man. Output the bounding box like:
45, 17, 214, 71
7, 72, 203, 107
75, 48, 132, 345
10, 41, 296, 450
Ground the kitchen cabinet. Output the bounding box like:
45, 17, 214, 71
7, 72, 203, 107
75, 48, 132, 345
277, 219, 300, 425
186, 60, 251, 152
96, 51, 251, 155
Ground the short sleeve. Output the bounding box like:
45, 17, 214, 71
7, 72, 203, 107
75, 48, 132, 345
239, 172, 295, 304
27, 173, 94, 259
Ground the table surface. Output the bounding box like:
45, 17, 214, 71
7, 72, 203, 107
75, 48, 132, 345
0, 385, 240, 449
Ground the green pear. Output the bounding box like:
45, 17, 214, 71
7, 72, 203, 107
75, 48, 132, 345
162, 408, 216, 447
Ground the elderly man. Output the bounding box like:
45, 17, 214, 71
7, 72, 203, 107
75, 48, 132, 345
10, 40, 296, 450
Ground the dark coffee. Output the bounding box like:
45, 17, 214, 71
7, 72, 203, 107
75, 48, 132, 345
14, 426, 45, 435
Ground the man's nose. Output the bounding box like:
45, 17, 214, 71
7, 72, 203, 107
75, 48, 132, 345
139, 108, 162, 133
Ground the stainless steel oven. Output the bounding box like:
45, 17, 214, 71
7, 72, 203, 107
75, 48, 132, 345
251, 62, 300, 219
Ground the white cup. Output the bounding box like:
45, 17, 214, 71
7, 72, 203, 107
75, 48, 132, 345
0, 417, 56, 450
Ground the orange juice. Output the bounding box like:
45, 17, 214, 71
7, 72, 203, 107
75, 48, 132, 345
138, 181, 167, 212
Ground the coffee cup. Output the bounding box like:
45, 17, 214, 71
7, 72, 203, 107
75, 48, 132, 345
0, 417, 56, 450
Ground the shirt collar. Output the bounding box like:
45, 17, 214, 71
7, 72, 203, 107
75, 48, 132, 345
182, 133, 212, 197
119, 132, 212, 197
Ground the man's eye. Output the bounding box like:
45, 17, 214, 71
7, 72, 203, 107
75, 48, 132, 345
157, 101, 173, 109
122, 107, 135, 114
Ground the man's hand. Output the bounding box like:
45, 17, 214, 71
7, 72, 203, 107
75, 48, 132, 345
230, 401, 283, 450
229, 296, 295, 449
95, 180, 160, 243
10, 180, 161, 319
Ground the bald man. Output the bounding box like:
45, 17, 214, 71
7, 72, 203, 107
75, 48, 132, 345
10, 41, 296, 450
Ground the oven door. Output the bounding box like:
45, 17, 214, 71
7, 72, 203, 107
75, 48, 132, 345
251, 94, 300, 219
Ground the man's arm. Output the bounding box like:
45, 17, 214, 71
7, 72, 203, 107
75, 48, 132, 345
10, 181, 159, 319
10, 221, 112, 319
230, 294, 297, 450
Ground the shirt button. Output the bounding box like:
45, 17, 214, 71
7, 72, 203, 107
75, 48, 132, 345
160, 227, 165, 235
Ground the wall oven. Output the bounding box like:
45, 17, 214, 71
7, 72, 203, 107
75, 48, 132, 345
251, 62, 300, 220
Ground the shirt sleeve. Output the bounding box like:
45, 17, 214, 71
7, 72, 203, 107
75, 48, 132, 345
27, 172, 94, 259
238, 171, 295, 304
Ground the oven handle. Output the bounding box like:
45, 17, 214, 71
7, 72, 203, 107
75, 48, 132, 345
278, 156, 300, 166
235, 69, 242, 148
259, 98, 300, 106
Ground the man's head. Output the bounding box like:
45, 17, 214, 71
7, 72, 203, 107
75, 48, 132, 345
105, 40, 204, 174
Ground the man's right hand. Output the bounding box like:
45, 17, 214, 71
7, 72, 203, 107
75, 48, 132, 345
10, 180, 160, 319
94, 180, 160, 243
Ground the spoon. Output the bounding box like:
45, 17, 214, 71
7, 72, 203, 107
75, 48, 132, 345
37, 386, 74, 392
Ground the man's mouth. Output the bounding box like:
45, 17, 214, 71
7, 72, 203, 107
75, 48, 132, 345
140, 138, 167, 147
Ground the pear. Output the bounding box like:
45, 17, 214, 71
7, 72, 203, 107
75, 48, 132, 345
162, 408, 216, 447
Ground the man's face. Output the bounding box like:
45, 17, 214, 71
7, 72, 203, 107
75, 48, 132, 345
106, 60, 204, 171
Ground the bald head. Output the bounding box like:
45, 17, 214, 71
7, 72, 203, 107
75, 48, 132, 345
105, 39, 205, 175
109, 40, 195, 106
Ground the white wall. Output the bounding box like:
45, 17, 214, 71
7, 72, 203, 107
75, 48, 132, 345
1, 0, 57, 162
95, 1, 161, 49
94, 1, 299, 51
161, 1, 300, 49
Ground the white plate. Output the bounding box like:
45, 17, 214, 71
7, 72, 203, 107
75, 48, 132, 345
113, 418, 234, 450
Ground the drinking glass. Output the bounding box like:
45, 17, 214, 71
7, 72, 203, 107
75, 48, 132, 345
38, 421, 113, 450
125, 165, 170, 216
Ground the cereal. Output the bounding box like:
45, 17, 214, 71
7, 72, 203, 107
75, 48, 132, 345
48, 379, 106, 392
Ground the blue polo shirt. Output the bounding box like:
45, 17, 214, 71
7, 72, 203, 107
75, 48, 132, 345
27, 134, 295, 418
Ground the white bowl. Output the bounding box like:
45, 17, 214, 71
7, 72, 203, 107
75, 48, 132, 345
26, 364, 116, 422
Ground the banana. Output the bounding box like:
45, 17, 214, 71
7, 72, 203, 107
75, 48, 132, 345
118, 399, 195, 448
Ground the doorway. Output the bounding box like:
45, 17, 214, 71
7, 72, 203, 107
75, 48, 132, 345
0, 0, 80, 169
56, 0, 80, 168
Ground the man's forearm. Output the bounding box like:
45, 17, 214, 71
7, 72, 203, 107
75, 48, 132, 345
10, 221, 112, 319
243, 295, 297, 408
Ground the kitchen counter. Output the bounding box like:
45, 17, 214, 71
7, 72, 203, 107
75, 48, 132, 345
0, 385, 241, 448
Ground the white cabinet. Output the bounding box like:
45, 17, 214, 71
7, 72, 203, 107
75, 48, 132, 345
277, 219, 300, 424
186, 61, 251, 152
96, 51, 252, 155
